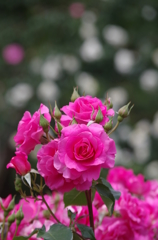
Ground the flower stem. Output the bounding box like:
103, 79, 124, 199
41, 194, 60, 223
13, 225, 18, 238
108, 121, 119, 136
85, 189, 94, 232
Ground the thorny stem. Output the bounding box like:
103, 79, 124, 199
85, 189, 94, 233
108, 121, 119, 136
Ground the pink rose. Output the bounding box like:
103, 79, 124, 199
95, 217, 134, 240
117, 192, 150, 235
14, 104, 51, 154
61, 96, 114, 126
37, 140, 74, 193
54, 123, 116, 191
107, 167, 150, 195
7, 151, 31, 176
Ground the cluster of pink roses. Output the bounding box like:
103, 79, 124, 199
7, 95, 116, 192
1, 167, 158, 239
5, 91, 158, 239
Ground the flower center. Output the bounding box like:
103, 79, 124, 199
74, 138, 95, 161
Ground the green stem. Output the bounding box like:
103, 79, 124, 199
46, 132, 50, 142
85, 190, 94, 232
49, 124, 58, 135
41, 194, 60, 223
13, 225, 18, 238
4, 229, 8, 240
108, 121, 119, 136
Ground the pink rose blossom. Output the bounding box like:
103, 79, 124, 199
61, 96, 114, 126
69, 3, 85, 18
2, 44, 24, 65
37, 140, 74, 193
95, 217, 134, 240
14, 104, 51, 154
107, 167, 150, 195
54, 123, 116, 191
7, 151, 31, 176
117, 192, 150, 235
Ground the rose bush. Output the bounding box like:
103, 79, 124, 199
1, 167, 158, 239
4, 90, 157, 240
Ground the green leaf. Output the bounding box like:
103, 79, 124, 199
77, 224, 96, 240
37, 223, 73, 240
95, 183, 115, 216
100, 178, 121, 200
99, 168, 108, 179
73, 232, 82, 240
64, 188, 95, 207
37, 225, 46, 237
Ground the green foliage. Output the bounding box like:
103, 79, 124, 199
73, 232, 82, 240
64, 188, 95, 207
37, 224, 73, 240
77, 224, 96, 240
95, 183, 115, 216
99, 178, 121, 200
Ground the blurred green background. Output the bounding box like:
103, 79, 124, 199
0, 0, 158, 197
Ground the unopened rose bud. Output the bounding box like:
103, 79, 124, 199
104, 96, 113, 110
40, 114, 49, 133
118, 102, 134, 119
104, 119, 113, 132
8, 213, 15, 226
7, 196, 15, 212
15, 206, 24, 226
43, 210, 50, 219
95, 106, 103, 123
14, 176, 22, 192
117, 115, 123, 123
54, 101, 62, 120
71, 87, 80, 102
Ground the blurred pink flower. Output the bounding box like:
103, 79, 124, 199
107, 167, 150, 195
69, 2, 85, 18
2, 44, 24, 65
95, 217, 134, 240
